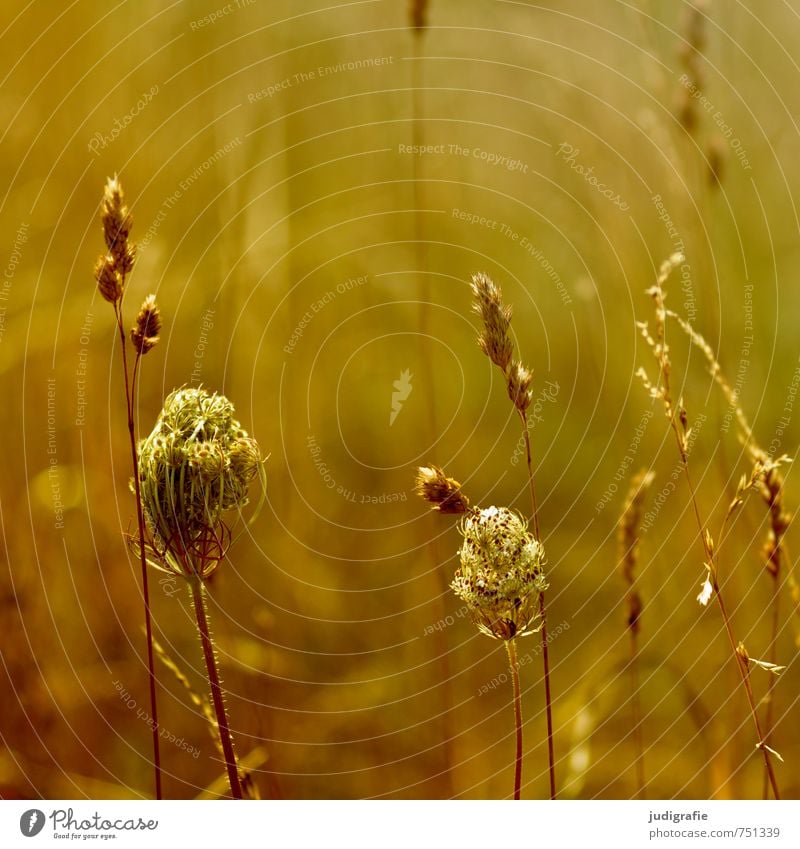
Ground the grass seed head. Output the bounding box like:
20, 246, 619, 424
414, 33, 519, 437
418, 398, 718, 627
94, 254, 123, 304
471, 272, 514, 374
101, 175, 136, 276
415, 465, 470, 514
130, 294, 162, 355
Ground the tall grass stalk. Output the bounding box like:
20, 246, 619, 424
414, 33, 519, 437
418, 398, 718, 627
472, 272, 557, 798
637, 254, 781, 799
666, 307, 791, 799
619, 468, 654, 799
408, 0, 455, 795
94, 177, 162, 798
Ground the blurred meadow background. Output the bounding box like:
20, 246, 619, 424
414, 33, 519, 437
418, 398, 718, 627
2, 0, 800, 800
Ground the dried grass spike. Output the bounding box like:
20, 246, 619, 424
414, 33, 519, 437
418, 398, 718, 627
101, 175, 136, 276
131, 295, 162, 355
415, 465, 470, 514
618, 468, 655, 589
94, 255, 122, 304
471, 272, 513, 373
507, 361, 533, 413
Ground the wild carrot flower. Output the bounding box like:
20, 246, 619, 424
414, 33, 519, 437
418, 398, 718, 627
452, 506, 547, 641
137, 386, 263, 580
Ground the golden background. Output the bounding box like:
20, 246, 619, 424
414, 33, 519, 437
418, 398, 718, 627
1, 0, 799, 799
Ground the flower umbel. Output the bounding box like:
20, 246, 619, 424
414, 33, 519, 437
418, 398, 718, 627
452, 506, 547, 640
137, 386, 263, 579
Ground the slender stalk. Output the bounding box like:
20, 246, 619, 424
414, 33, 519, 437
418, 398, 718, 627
412, 25, 455, 795
762, 567, 781, 799
518, 410, 556, 799
644, 271, 781, 799
668, 420, 780, 799
506, 639, 523, 800
190, 579, 243, 799
629, 631, 646, 799
712, 577, 780, 799
115, 305, 162, 800
518, 411, 540, 540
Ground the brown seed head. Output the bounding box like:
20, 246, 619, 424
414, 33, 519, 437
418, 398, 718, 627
471, 272, 513, 374
94, 254, 123, 303
101, 175, 136, 277
415, 465, 470, 514
130, 294, 161, 355
507, 360, 533, 413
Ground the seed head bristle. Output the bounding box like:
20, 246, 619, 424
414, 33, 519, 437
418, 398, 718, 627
638, 255, 684, 432
666, 308, 754, 446
415, 465, 470, 514
452, 506, 547, 641
130, 294, 162, 355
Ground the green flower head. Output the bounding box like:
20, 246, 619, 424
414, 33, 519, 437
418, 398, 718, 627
136, 386, 263, 579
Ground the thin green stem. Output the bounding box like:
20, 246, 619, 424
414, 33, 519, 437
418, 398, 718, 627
190, 579, 243, 799
506, 639, 523, 800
